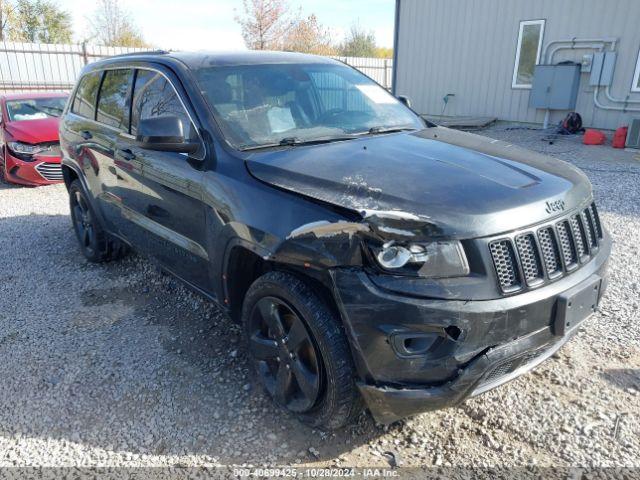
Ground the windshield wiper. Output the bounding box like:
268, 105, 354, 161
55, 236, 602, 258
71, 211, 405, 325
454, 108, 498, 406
240, 135, 359, 151
367, 126, 417, 135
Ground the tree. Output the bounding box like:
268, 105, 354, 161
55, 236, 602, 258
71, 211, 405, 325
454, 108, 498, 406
374, 46, 393, 59
235, 0, 293, 50
0, 0, 14, 40
282, 14, 335, 56
90, 0, 149, 48
339, 24, 376, 58
6, 0, 72, 43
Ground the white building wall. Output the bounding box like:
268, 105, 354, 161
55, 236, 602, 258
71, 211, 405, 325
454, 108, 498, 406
394, 0, 640, 130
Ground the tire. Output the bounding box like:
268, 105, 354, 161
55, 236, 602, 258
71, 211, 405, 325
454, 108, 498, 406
69, 179, 128, 262
242, 271, 363, 429
0, 148, 7, 183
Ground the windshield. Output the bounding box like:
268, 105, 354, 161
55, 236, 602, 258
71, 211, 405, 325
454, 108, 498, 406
194, 62, 423, 149
6, 97, 67, 122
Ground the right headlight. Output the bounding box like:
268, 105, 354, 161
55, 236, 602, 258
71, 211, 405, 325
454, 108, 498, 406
371, 240, 470, 278
8, 141, 48, 155
7, 141, 48, 161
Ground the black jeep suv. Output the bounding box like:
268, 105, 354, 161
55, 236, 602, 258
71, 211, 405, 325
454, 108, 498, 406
59, 51, 610, 428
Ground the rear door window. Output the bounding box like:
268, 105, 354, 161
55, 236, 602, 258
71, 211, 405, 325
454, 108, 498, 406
96, 69, 134, 130
131, 69, 196, 140
71, 71, 102, 119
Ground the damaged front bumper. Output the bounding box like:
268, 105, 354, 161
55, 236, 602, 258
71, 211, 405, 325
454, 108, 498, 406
330, 235, 610, 424
358, 325, 575, 424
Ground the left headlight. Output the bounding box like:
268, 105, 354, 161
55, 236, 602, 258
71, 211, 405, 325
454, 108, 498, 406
8, 141, 48, 156
370, 240, 470, 278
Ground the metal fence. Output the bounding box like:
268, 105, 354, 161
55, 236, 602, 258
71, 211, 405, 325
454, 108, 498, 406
0, 41, 152, 93
0, 41, 393, 94
331, 56, 393, 89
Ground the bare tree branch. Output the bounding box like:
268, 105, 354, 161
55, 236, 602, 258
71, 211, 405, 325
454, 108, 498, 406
234, 0, 292, 50
89, 0, 149, 47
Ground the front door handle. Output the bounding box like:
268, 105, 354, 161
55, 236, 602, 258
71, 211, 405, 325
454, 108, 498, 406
119, 148, 136, 161
80, 130, 92, 140
146, 204, 169, 218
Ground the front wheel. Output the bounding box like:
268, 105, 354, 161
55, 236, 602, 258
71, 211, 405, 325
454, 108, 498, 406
242, 271, 362, 429
0, 148, 7, 183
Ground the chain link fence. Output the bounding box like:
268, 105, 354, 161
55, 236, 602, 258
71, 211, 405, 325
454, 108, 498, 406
0, 41, 393, 94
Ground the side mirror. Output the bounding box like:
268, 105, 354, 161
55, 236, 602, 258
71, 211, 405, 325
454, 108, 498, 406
397, 95, 412, 109
135, 116, 199, 154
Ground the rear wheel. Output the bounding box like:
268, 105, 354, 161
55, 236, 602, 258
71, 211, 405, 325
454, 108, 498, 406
242, 271, 362, 429
69, 180, 128, 262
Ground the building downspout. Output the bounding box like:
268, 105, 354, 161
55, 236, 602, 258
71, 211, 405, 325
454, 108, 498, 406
391, 0, 401, 95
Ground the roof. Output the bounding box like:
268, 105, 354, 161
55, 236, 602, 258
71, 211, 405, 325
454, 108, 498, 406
90, 50, 341, 70
170, 50, 340, 68
1, 92, 69, 101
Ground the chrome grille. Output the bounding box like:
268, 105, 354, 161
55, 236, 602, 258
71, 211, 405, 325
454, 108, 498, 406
515, 234, 543, 285
489, 240, 521, 291
582, 209, 597, 248
537, 227, 562, 278
556, 220, 577, 268
489, 202, 603, 294
35, 162, 63, 181
590, 203, 603, 239
570, 214, 588, 259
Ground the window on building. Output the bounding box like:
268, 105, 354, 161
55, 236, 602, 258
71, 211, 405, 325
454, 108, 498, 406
71, 71, 102, 119
512, 20, 545, 89
632, 48, 640, 93
96, 69, 133, 130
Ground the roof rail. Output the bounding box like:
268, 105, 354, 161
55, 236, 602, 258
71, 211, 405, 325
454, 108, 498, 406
103, 49, 171, 59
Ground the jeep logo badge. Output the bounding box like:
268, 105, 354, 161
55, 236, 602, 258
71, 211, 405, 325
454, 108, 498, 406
545, 199, 566, 214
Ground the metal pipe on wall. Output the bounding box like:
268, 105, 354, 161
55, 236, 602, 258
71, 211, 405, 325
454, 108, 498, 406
542, 38, 617, 63
593, 86, 640, 112
546, 43, 605, 65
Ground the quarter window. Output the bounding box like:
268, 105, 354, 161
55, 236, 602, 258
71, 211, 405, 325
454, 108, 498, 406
71, 71, 102, 119
512, 20, 545, 89
131, 69, 196, 140
96, 69, 133, 130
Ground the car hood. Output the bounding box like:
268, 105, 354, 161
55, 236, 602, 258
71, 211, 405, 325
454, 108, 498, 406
5, 117, 61, 144
244, 127, 592, 239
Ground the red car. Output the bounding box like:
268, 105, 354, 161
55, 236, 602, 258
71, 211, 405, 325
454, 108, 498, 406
0, 92, 68, 186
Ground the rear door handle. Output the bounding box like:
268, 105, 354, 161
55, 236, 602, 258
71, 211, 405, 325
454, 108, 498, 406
80, 130, 92, 140
119, 148, 136, 161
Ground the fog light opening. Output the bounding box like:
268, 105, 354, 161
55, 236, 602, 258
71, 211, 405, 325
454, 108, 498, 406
445, 325, 461, 341
403, 336, 431, 354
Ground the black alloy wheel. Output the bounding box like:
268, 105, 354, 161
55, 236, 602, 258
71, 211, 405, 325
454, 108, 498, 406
71, 188, 98, 257
248, 296, 322, 412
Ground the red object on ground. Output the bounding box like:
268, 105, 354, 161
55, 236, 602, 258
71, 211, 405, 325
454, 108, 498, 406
0, 92, 68, 186
583, 129, 606, 145
612, 126, 628, 148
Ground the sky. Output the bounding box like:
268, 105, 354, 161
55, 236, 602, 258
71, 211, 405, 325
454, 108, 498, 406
55, 0, 396, 51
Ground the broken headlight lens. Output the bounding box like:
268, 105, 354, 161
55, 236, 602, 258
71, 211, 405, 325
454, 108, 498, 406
7, 141, 47, 161
8, 141, 48, 155
372, 241, 470, 278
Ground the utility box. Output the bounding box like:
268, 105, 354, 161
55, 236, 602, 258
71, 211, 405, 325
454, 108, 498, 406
589, 52, 617, 86
529, 64, 581, 110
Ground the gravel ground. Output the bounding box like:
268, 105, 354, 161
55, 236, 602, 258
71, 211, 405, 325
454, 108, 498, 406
0, 126, 639, 471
